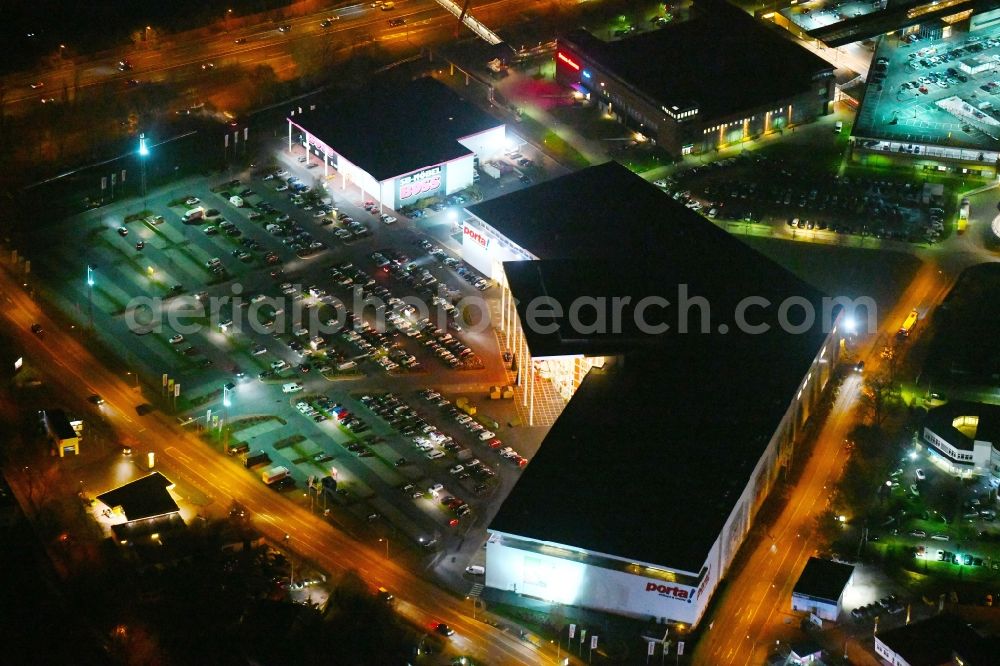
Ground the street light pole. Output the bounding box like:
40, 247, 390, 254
138, 133, 149, 209
86, 264, 95, 329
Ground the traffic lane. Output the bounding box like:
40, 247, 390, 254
698, 267, 952, 662
701, 377, 861, 663
700, 262, 956, 663
6, 0, 559, 108
2, 276, 560, 665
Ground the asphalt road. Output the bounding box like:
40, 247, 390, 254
0, 261, 571, 665
692, 249, 977, 665
3, 0, 555, 112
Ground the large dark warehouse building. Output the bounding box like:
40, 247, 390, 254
555, 0, 835, 156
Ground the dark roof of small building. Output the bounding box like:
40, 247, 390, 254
484, 163, 834, 572
788, 640, 823, 658
792, 557, 855, 603
97, 472, 179, 522
877, 613, 998, 666
558, 0, 831, 121
924, 401, 1000, 452
44, 409, 77, 440
289, 77, 502, 182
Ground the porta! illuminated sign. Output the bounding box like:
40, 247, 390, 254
463, 225, 491, 250
645, 582, 694, 603
399, 166, 443, 201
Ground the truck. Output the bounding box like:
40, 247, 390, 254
262, 465, 290, 485
958, 197, 970, 234
480, 162, 501, 179
897, 309, 919, 337
244, 451, 271, 468
183, 206, 206, 223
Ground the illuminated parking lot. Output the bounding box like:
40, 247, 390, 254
779, 0, 885, 33
853, 26, 1000, 165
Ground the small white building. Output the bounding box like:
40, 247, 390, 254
922, 402, 1000, 481
790, 557, 854, 622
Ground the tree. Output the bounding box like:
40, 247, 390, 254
861, 367, 893, 427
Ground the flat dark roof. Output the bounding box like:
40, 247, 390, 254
792, 557, 854, 603
925, 401, 1000, 452
877, 613, 998, 666
290, 77, 502, 182
485, 163, 834, 572
97, 472, 179, 522
44, 409, 76, 440
559, 0, 831, 121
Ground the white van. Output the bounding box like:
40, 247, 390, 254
229, 195, 244, 208
282, 382, 303, 393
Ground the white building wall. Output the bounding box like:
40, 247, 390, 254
485, 535, 712, 625
460, 217, 536, 280
791, 594, 839, 621
457, 125, 506, 162
446, 155, 475, 195
380, 179, 395, 207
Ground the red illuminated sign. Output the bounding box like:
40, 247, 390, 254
463, 225, 490, 250
645, 582, 692, 602
557, 52, 580, 71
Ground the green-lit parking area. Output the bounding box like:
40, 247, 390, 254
853, 28, 1000, 174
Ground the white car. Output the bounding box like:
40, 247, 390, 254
478, 430, 496, 441
185, 197, 200, 206
282, 382, 304, 393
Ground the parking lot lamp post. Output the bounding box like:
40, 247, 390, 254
138, 133, 150, 206
86, 264, 95, 329
284, 534, 293, 585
